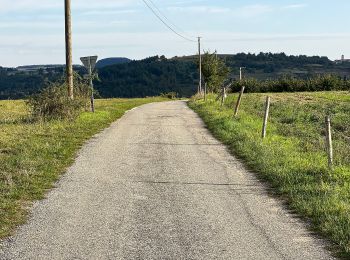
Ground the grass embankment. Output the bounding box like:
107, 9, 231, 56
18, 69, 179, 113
189, 92, 350, 257
0, 97, 166, 238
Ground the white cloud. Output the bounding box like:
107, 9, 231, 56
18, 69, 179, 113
282, 4, 308, 10
0, 19, 64, 29
234, 4, 273, 18
166, 2, 307, 18
0, 0, 139, 13
1, 30, 349, 67
172, 0, 206, 5
81, 9, 138, 16
0, 0, 60, 13
167, 6, 230, 14
203, 33, 350, 42
167, 4, 274, 17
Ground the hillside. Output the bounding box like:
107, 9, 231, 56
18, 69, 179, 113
1, 53, 350, 100
0, 66, 83, 99
95, 56, 198, 98
95, 57, 131, 69
95, 53, 350, 98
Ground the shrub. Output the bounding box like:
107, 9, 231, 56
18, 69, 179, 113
230, 74, 350, 93
27, 74, 91, 120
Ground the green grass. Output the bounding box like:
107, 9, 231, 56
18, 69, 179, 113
189, 91, 350, 258
0, 97, 166, 239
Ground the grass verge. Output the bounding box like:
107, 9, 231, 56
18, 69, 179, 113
189, 92, 350, 258
0, 97, 166, 239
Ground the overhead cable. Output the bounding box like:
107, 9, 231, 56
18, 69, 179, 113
141, 0, 197, 43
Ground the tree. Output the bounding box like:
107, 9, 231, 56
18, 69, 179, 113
201, 51, 230, 93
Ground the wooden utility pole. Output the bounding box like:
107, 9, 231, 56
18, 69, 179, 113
65, 0, 74, 99
198, 37, 202, 94
239, 67, 246, 81
234, 67, 246, 117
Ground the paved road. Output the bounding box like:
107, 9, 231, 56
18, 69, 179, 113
0, 101, 334, 260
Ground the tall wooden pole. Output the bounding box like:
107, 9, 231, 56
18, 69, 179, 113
234, 67, 246, 116
198, 37, 202, 94
239, 67, 247, 81
65, 0, 74, 99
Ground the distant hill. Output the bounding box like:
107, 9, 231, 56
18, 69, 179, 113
17, 65, 64, 70
95, 56, 197, 98
95, 58, 131, 69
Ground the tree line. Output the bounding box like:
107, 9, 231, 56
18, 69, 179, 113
199, 51, 350, 94
1, 52, 350, 100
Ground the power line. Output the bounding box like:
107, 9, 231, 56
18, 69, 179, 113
146, 0, 196, 39
141, 0, 196, 43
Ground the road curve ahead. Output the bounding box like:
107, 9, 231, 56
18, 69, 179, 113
0, 101, 334, 260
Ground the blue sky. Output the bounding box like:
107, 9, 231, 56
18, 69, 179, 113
0, 0, 349, 67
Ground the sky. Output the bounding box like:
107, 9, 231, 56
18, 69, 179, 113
0, 0, 350, 67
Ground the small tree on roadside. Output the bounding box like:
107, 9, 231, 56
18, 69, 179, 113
201, 51, 230, 93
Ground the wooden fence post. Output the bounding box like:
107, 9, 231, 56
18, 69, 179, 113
221, 87, 226, 106
262, 96, 271, 139
325, 116, 333, 169
234, 86, 245, 117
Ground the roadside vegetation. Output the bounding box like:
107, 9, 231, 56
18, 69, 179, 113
0, 96, 166, 239
27, 73, 94, 120
232, 75, 350, 93
189, 91, 350, 257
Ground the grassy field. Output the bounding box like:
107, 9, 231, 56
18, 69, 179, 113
0, 97, 166, 239
189, 91, 350, 257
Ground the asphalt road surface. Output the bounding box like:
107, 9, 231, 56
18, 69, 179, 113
0, 101, 335, 260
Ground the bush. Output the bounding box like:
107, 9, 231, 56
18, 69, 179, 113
230, 74, 350, 93
27, 74, 91, 120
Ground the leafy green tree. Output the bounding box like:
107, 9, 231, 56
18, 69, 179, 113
201, 51, 230, 93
